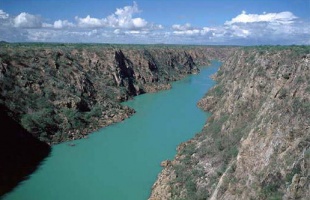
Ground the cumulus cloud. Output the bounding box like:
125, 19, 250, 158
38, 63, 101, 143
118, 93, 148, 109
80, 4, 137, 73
14, 12, 42, 28
223, 11, 307, 41
0, 5, 309, 45
43, 20, 75, 29
172, 23, 193, 31
0, 2, 161, 43
74, 2, 149, 29
173, 29, 200, 36
53, 20, 75, 29
103, 1, 148, 29
200, 27, 217, 35
75, 15, 103, 28
42, 23, 53, 28
26, 29, 56, 41
131, 18, 148, 28
172, 23, 202, 36
0, 10, 12, 28
225, 10, 297, 25
166, 11, 309, 44
113, 29, 122, 35
0, 10, 9, 19
227, 25, 251, 38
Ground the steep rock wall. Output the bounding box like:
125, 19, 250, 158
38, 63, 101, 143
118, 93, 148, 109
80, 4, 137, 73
0, 44, 233, 144
0, 104, 51, 196
150, 46, 310, 200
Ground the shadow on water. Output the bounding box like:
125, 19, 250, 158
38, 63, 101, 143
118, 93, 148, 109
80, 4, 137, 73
0, 104, 51, 198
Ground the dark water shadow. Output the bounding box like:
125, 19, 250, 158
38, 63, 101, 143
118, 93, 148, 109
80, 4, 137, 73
0, 104, 51, 198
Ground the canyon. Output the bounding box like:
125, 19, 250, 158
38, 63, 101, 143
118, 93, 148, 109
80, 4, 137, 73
149, 46, 310, 200
0, 43, 232, 145
0, 43, 309, 199
0, 43, 233, 196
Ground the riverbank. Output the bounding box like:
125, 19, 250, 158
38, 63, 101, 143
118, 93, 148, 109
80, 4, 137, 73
3, 62, 222, 200
0, 44, 235, 197
0, 43, 234, 145
149, 45, 310, 200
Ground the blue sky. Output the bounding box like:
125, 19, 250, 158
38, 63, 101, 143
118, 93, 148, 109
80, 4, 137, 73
0, 0, 309, 44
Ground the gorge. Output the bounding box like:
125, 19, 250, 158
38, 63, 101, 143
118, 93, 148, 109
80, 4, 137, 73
150, 46, 310, 200
0, 44, 309, 199
2, 61, 221, 200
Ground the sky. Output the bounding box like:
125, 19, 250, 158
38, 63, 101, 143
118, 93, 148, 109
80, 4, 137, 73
0, 0, 309, 45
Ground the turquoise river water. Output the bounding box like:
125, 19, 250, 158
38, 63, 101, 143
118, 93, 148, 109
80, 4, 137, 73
3, 61, 221, 200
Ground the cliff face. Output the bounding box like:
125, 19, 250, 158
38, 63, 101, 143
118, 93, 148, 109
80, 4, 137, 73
150, 46, 310, 200
0, 44, 233, 144
0, 104, 51, 196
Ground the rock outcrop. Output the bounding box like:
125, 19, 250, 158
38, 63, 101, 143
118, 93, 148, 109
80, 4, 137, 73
0, 104, 51, 196
3, 43, 307, 199
149, 46, 310, 200
0, 43, 233, 145
0, 44, 234, 197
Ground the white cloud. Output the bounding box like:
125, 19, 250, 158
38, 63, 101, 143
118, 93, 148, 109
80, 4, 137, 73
132, 18, 148, 28
228, 25, 250, 38
0, 10, 12, 28
157, 24, 164, 29
0, 10, 9, 19
115, 2, 139, 16
0, 6, 308, 45
201, 27, 217, 35
114, 29, 122, 34
173, 29, 200, 36
172, 23, 192, 31
75, 15, 103, 28
172, 23, 201, 36
26, 29, 55, 41
0, 5, 162, 39
14, 12, 42, 28
225, 10, 297, 25
167, 10, 309, 44
125, 30, 149, 35
73, 2, 152, 30
125, 30, 141, 34
103, 1, 148, 29
42, 23, 53, 28
53, 20, 75, 29
42, 20, 75, 29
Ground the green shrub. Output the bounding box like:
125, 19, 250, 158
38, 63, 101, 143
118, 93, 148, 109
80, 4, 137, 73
61, 108, 84, 129
216, 70, 224, 77
306, 86, 310, 93
84, 104, 102, 122
305, 148, 310, 158
292, 98, 310, 117
285, 165, 301, 183
261, 183, 282, 200
212, 85, 224, 96
21, 108, 58, 136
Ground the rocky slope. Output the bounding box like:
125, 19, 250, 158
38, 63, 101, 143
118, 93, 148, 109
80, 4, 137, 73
0, 44, 234, 197
0, 104, 51, 196
0, 43, 233, 145
149, 46, 310, 200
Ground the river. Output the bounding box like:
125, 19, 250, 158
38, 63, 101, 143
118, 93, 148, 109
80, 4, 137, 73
3, 61, 221, 200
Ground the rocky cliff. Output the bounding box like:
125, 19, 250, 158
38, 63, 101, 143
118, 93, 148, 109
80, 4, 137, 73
0, 43, 232, 145
0, 44, 234, 197
149, 46, 310, 200
0, 104, 51, 196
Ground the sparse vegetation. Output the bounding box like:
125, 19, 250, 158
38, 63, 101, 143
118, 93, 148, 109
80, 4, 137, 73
1, 44, 234, 144
260, 183, 283, 200
153, 46, 310, 200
